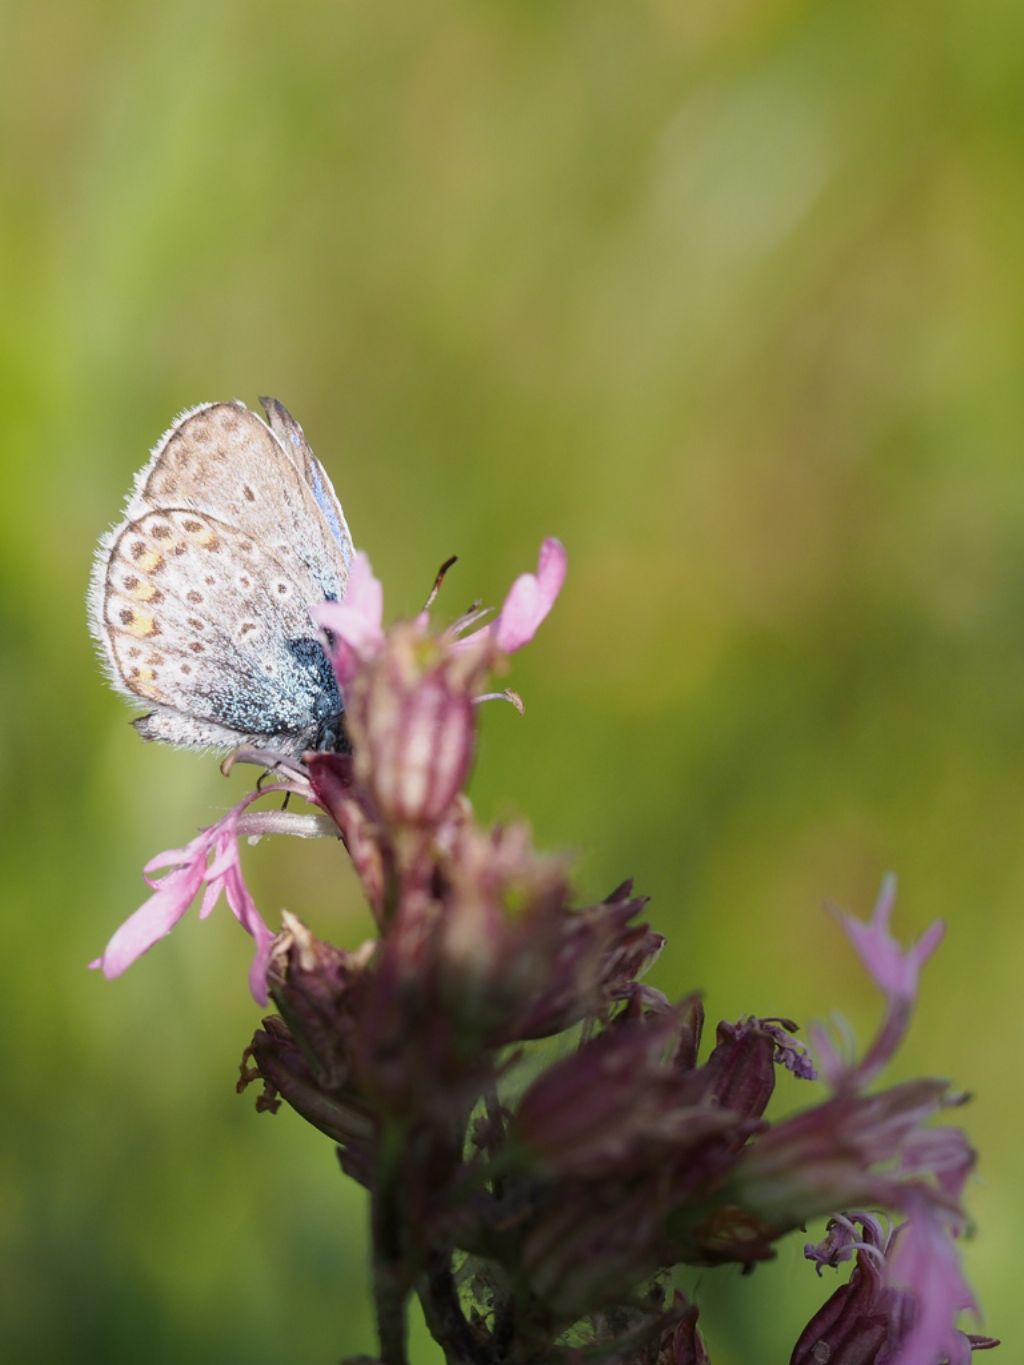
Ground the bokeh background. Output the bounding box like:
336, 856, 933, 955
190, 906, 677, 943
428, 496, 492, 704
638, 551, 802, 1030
3, 1, 1022, 1359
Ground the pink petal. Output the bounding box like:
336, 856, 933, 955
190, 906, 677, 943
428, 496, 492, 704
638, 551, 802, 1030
886, 1209, 978, 1365
246, 924, 275, 1007
90, 870, 204, 979
198, 879, 222, 920
311, 552, 385, 685
493, 538, 567, 653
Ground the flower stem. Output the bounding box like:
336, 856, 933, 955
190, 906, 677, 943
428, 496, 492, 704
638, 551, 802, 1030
371, 1148, 409, 1365
417, 1251, 490, 1365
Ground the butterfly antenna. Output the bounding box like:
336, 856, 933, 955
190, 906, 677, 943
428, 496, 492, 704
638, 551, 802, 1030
424, 554, 458, 611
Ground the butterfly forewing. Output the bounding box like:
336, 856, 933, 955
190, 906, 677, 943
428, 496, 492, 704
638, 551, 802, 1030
129, 401, 351, 606
260, 397, 353, 556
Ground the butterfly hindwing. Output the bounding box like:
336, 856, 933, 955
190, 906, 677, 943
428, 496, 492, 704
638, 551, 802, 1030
98, 507, 341, 750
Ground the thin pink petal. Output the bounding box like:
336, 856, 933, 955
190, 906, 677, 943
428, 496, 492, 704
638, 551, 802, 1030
311, 551, 385, 685
90, 872, 203, 979
342, 552, 385, 624
198, 880, 221, 920
205, 841, 241, 882
315, 600, 384, 651
494, 538, 567, 653
247, 924, 275, 1006
142, 830, 209, 879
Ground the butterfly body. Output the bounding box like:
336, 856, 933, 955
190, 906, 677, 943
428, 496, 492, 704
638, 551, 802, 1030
88, 398, 353, 756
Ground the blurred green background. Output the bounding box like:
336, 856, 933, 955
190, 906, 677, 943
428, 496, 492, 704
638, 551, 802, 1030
2, 0, 1021, 1359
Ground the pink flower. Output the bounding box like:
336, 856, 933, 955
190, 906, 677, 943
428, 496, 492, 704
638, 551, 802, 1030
887, 1200, 982, 1365
838, 874, 945, 1005
812, 878, 946, 1090
312, 540, 567, 696
90, 790, 280, 1004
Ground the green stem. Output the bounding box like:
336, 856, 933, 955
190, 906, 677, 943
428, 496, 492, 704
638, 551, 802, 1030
371, 1142, 409, 1365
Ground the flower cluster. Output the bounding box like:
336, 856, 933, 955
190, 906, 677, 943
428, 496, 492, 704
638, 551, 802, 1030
93, 540, 996, 1364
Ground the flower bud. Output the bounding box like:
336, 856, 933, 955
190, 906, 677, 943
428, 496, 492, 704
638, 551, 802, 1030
657, 1293, 712, 1365
347, 625, 478, 829
239, 1016, 374, 1158
265, 912, 374, 1090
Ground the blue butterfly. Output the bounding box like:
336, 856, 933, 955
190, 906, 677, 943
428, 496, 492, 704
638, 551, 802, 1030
88, 398, 353, 755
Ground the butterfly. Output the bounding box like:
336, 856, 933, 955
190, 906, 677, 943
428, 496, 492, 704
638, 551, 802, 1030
88, 398, 354, 756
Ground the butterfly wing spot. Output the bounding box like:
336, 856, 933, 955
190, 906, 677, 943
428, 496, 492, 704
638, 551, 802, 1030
180, 517, 220, 550
121, 573, 160, 604
186, 590, 203, 604
118, 606, 159, 638
129, 542, 165, 574
243, 485, 256, 502
186, 616, 205, 631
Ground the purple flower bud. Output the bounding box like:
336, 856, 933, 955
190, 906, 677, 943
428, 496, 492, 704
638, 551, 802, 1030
265, 913, 374, 1090
347, 624, 478, 830
239, 1015, 375, 1160
702, 1016, 813, 1120
430, 825, 664, 1044
239, 917, 378, 1169
515, 1003, 740, 1178
657, 1293, 712, 1365
793, 1210, 998, 1365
